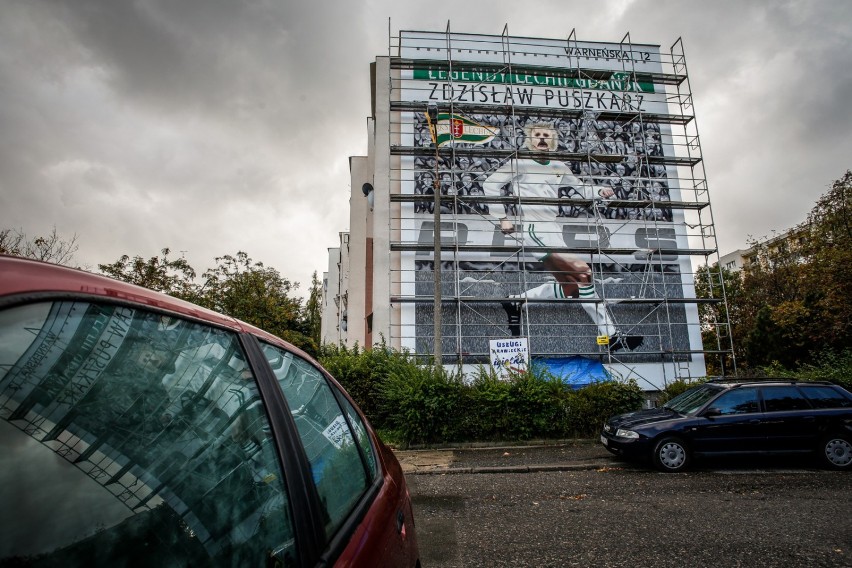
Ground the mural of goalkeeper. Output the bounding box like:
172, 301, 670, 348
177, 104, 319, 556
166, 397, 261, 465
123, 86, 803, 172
482, 121, 643, 352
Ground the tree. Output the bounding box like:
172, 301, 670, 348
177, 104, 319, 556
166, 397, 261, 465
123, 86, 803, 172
305, 271, 323, 348
801, 170, 852, 347
707, 170, 852, 372
806, 171, 852, 248
739, 171, 852, 367
0, 227, 79, 266
100, 249, 319, 355
197, 252, 315, 356
98, 248, 199, 301
694, 264, 742, 375
738, 233, 814, 368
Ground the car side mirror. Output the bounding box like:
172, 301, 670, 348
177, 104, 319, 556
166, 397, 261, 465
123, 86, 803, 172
703, 408, 722, 418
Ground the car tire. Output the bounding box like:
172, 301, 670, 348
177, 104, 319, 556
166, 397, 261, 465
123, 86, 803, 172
652, 436, 690, 472
820, 434, 852, 470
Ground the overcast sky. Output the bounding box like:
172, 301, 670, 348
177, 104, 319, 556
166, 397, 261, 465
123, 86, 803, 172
1, 0, 850, 297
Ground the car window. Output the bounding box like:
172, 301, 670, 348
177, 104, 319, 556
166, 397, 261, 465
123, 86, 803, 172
800, 385, 852, 409
707, 388, 760, 415
664, 384, 723, 414
761, 386, 811, 412
0, 301, 297, 567
261, 344, 369, 540
337, 391, 379, 481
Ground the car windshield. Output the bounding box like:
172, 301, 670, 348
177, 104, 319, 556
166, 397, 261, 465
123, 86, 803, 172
663, 384, 723, 415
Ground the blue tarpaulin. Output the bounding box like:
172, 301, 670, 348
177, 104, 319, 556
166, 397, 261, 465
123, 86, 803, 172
532, 356, 611, 388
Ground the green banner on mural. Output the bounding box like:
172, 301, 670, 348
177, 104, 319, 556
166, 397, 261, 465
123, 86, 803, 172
414, 69, 655, 93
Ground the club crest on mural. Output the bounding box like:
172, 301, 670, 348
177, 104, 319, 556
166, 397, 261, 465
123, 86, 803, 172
435, 113, 499, 146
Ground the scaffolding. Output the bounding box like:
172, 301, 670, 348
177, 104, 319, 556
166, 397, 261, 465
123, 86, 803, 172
383, 25, 735, 388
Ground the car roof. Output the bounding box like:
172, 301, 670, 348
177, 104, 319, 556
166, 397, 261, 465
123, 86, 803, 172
0, 255, 302, 355
707, 378, 838, 388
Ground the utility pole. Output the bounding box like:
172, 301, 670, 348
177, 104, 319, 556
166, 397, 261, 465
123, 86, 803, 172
425, 104, 442, 366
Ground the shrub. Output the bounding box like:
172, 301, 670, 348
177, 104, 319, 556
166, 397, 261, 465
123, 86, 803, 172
319, 345, 647, 445
505, 370, 570, 439
760, 350, 852, 391
379, 365, 467, 446
319, 340, 422, 429
463, 367, 569, 441
565, 380, 644, 437
658, 378, 707, 406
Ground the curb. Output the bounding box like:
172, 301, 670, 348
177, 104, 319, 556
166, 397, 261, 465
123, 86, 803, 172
405, 460, 620, 475
393, 438, 597, 452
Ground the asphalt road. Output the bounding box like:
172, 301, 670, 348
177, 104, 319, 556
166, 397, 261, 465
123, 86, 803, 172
408, 464, 852, 567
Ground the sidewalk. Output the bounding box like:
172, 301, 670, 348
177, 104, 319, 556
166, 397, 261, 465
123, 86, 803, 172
393, 440, 624, 475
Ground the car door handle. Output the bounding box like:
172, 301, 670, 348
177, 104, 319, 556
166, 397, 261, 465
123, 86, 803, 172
397, 509, 407, 539
748, 419, 760, 424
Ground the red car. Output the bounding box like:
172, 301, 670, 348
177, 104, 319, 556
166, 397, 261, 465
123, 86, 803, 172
0, 255, 419, 567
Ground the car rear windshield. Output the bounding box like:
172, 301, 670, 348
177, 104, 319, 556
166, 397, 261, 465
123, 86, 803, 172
663, 384, 724, 415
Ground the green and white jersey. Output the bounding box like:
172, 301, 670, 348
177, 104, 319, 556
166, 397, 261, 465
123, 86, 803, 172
482, 158, 597, 222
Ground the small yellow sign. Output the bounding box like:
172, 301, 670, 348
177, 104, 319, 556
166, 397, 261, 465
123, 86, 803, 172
596, 335, 610, 345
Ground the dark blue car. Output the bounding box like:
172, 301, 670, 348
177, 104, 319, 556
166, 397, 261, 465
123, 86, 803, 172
600, 380, 852, 472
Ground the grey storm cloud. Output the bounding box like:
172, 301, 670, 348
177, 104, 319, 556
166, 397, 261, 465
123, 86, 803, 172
1, 0, 850, 293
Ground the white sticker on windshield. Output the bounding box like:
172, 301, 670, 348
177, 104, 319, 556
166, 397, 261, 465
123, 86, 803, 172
322, 415, 352, 449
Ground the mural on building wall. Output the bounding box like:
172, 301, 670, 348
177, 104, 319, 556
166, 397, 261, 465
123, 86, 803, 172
395, 32, 706, 384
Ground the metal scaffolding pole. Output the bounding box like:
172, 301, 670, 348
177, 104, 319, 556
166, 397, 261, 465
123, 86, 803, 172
426, 102, 442, 365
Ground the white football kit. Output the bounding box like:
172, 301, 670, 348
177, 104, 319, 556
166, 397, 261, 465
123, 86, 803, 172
483, 158, 624, 342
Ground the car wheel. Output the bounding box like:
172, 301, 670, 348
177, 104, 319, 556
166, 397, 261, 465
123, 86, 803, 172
821, 434, 852, 470
653, 437, 690, 472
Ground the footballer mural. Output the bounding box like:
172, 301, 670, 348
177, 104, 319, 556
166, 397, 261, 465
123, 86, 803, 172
395, 32, 706, 385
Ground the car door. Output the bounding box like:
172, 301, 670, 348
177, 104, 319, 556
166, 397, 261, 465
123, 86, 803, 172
759, 385, 818, 453
258, 342, 418, 568
690, 387, 764, 455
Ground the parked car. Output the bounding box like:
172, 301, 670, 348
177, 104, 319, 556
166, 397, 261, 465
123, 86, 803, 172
0, 256, 419, 567
600, 379, 852, 472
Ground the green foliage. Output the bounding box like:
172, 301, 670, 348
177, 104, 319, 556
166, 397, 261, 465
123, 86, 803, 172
100, 249, 317, 356
379, 365, 468, 446
197, 252, 312, 354
460, 367, 570, 441
694, 264, 741, 375
564, 380, 644, 437
802, 170, 852, 347
739, 235, 814, 368
658, 378, 708, 405
760, 350, 852, 392
318, 340, 418, 426
697, 171, 852, 375
99, 248, 198, 300
320, 346, 644, 446
305, 271, 323, 350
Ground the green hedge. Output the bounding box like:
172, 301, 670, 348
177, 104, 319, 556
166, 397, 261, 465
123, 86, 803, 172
319, 345, 644, 447
759, 350, 852, 392
320, 345, 852, 446
658, 378, 708, 406
317, 341, 411, 428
